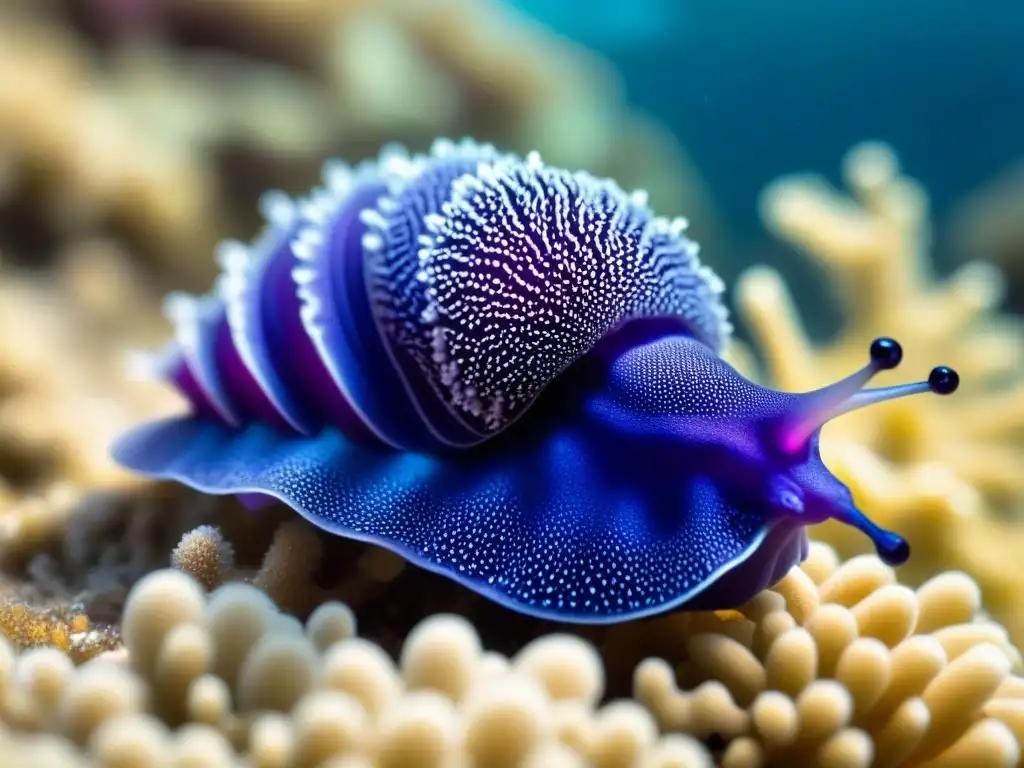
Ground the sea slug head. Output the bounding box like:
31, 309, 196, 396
597, 332, 960, 568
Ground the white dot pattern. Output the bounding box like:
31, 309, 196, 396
415, 153, 730, 433
609, 336, 794, 418
363, 145, 730, 441
115, 416, 767, 623
366, 140, 511, 358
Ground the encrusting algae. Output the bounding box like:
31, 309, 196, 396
0, 601, 118, 664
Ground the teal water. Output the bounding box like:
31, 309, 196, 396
511, 0, 1023, 256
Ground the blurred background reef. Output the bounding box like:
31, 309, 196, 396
1, 0, 1024, 766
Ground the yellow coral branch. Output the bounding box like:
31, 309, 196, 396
737, 141, 1024, 651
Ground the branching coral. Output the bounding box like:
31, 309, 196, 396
730, 142, 1024, 644
950, 161, 1024, 311
740, 141, 1024, 511
0, 0, 717, 290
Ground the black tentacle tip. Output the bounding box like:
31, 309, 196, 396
878, 535, 911, 567
869, 337, 903, 370
928, 366, 959, 395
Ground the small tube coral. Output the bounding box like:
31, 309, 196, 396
170, 525, 235, 591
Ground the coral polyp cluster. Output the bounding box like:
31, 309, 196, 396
0, 543, 1021, 767
0, 568, 717, 767
631, 544, 1022, 767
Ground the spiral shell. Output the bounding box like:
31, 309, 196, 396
138, 138, 731, 451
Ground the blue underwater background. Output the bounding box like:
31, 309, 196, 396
511, 0, 1024, 293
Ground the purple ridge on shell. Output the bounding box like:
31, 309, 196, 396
216, 190, 317, 434
135, 138, 730, 451
364, 138, 518, 446
290, 152, 442, 450
112, 137, 960, 624
161, 293, 241, 428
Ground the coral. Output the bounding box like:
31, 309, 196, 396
0, 249, 183, 564
740, 141, 1024, 511
0, 0, 717, 291
629, 542, 1022, 767
0, 545, 1020, 766
950, 162, 1024, 311
0, 247, 178, 488
730, 142, 1024, 645
170, 526, 235, 592
169, 519, 332, 617
0, 8, 1020, 761
0, 8, 225, 288
0, 568, 717, 766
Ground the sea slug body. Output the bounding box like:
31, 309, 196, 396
112, 138, 959, 623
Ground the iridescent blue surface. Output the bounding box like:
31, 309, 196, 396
113, 140, 946, 622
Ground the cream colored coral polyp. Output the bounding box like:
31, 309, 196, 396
236, 632, 321, 713
305, 601, 358, 651
372, 691, 458, 768
400, 613, 482, 701
763, 627, 816, 697
153, 623, 212, 724
323, 637, 403, 718
0, 555, 1017, 766
512, 634, 605, 706
122, 570, 206, 682
170, 722, 237, 768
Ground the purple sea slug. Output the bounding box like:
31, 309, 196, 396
112, 138, 959, 623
